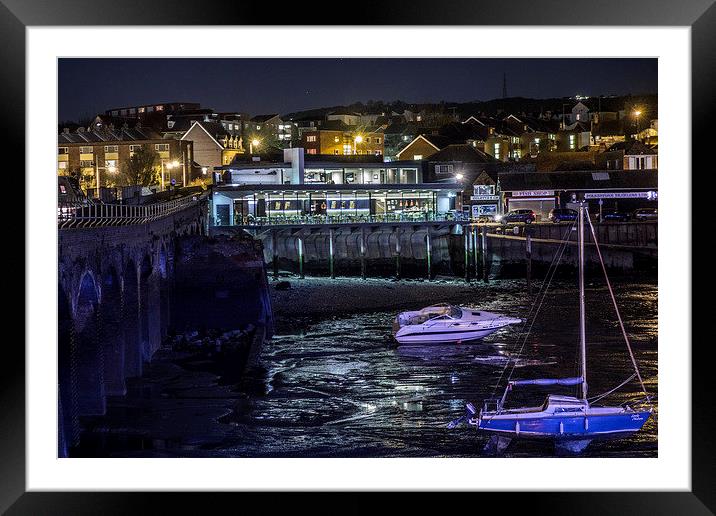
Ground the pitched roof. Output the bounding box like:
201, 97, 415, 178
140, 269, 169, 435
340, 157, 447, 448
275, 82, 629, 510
58, 125, 163, 144
427, 144, 496, 164
251, 113, 280, 123
498, 170, 657, 192
607, 139, 657, 155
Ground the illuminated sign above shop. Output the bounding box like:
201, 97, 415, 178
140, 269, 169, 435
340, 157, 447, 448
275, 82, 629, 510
584, 191, 658, 200
512, 190, 555, 197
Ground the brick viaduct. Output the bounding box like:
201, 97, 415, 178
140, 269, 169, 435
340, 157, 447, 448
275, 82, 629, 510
57, 198, 206, 457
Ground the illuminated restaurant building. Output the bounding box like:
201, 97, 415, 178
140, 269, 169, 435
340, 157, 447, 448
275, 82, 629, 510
210, 148, 463, 226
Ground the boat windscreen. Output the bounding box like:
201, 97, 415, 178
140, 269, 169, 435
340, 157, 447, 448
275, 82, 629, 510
448, 306, 462, 318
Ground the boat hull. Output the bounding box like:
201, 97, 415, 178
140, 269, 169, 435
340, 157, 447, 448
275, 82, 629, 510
395, 325, 505, 345
477, 410, 651, 440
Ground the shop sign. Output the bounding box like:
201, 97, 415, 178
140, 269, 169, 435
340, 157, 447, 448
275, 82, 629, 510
470, 194, 499, 201
584, 191, 657, 200
512, 190, 554, 197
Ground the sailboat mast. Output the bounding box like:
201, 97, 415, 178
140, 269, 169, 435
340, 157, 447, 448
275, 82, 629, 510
578, 202, 588, 400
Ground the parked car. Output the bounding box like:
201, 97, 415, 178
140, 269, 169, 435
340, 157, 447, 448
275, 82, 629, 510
600, 211, 630, 222
501, 209, 536, 224
633, 208, 658, 221
549, 208, 577, 223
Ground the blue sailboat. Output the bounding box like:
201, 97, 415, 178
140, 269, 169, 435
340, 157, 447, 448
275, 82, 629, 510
453, 202, 653, 454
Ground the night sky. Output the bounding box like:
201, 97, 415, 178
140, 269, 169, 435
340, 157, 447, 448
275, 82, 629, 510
58, 58, 657, 122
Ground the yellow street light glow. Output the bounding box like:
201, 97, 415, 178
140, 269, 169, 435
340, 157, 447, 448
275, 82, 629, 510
107, 166, 117, 173
165, 162, 174, 170
252, 139, 260, 146
633, 110, 642, 117
456, 173, 465, 180
354, 135, 363, 143
171, 160, 180, 168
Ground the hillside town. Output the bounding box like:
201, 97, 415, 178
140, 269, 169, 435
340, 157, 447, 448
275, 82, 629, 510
58, 94, 658, 224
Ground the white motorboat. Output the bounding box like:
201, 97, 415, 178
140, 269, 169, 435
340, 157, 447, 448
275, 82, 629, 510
393, 304, 522, 345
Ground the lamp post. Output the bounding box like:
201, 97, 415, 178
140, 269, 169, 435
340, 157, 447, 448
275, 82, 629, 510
633, 110, 642, 139
250, 138, 260, 154
354, 135, 363, 155
93, 161, 117, 199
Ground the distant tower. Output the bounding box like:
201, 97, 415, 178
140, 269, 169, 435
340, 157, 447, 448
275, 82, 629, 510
502, 72, 507, 99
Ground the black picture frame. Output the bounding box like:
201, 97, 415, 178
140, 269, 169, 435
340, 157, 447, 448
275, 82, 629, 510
5, 0, 714, 512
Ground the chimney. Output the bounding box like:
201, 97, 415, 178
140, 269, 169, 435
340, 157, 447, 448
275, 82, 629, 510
63, 127, 70, 134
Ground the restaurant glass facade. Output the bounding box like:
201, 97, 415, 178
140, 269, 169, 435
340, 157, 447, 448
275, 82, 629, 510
213, 187, 459, 226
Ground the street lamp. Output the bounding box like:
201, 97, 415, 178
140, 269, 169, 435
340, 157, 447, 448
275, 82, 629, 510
94, 161, 118, 198
354, 135, 363, 154
633, 110, 642, 138
455, 173, 465, 181
250, 139, 260, 154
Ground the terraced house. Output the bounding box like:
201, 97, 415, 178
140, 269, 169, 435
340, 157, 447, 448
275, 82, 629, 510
58, 122, 193, 192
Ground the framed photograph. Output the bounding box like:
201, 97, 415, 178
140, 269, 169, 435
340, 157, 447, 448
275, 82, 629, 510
7, 0, 714, 512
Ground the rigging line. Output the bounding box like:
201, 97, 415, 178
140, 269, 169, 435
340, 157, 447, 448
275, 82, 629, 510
587, 373, 637, 404
485, 225, 567, 392
490, 219, 577, 397
585, 209, 649, 400
488, 222, 571, 397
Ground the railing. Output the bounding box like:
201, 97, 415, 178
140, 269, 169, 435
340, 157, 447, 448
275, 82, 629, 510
225, 211, 470, 227
58, 194, 204, 229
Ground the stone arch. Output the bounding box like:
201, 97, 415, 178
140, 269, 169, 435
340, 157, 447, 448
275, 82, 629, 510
101, 265, 125, 396
73, 271, 105, 420
158, 242, 171, 339
123, 258, 142, 378
139, 254, 161, 361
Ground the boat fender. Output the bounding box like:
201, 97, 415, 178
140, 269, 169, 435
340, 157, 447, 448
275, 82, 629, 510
559, 421, 564, 435
584, 418, 589, 430
515, 421, 520, 435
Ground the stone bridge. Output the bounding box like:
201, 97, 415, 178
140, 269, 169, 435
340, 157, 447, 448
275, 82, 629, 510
57, 196, 206, 457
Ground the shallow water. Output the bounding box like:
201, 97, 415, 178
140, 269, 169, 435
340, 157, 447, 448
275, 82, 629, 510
218, 279, 658, 457
78, 278, 657, 458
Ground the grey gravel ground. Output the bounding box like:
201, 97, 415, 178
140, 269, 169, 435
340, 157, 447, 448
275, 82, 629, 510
269, 274, 527, 321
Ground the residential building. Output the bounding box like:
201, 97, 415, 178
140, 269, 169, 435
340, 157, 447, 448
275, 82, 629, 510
596, 140, 658, 171
58, 124, 193, 191
301, 125, 384, 156
557, 121, 591, 151
180, 121, 244, 172
395, 134, 451, 161
105, 101, 201, 119
326, 108, 361, 126
247, 114, 292, 147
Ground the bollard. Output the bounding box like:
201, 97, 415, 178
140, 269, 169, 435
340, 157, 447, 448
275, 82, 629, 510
526, 233, 532, 295
272, 229, 279, 280
395, 227, 402, 280
298, 235, 305, 279
426, 227, 432, 280
473, 226, 479, 278
464, 227, 470, 282
481, 226, 489, 283
360, 227, 367, 280
329, 228, 335, 279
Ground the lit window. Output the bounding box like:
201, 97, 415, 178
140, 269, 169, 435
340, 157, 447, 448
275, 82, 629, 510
58, 161, 68, 169
569, 134, 576, 150
307, 149, 317, 155
366, 137, 372, 143
376, 137, 381, 144
58, 147, 68, 155
104, 145, 118, 153
413, 155, 423, 160
256, 125, 261, 130
138, 107, 145, 113
155, 143, 170, 152
306, 135, 317, 142
79, 146, 93, 154
156, 105, 164, 111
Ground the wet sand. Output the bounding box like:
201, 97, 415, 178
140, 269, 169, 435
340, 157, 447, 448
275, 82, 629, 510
269, 274, 528, 321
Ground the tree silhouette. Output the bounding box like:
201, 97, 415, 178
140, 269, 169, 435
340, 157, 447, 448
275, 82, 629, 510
120, 146, 160, 186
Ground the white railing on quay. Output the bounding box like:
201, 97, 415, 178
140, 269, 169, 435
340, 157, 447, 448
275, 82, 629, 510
58, 194, 205, 229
